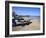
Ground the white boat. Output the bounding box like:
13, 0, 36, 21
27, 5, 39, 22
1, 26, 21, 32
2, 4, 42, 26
12, 12, 32, 27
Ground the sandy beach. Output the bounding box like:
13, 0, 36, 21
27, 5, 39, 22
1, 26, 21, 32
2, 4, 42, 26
12, 16, 40, 31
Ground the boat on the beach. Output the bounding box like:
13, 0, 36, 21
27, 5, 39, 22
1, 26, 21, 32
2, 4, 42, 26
12, 12, 32, 27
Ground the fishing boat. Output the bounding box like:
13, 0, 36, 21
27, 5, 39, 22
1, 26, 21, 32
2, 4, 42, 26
12, 12, 32, 27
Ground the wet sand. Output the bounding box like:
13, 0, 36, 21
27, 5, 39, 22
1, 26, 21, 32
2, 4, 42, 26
12, 17, 40, 31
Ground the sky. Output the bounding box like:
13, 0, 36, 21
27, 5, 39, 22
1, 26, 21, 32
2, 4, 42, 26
12, 7, 40, 16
